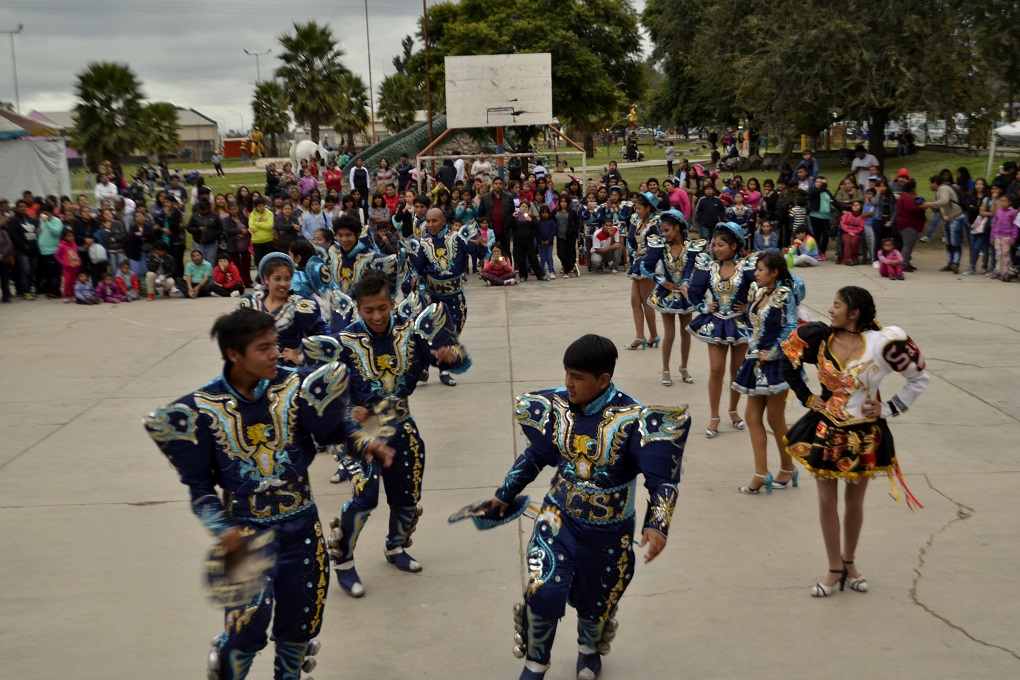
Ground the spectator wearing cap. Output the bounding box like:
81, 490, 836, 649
851, 144, 880, 190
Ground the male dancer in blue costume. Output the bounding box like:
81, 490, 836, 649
404, 206, 487, 386
327, 215, 398, 300
145, 307, 394, 680
304, 271, 472, 597
489, 334, 689, 680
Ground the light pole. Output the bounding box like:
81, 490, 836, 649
0, 24, 23, 113
227, 110, 244, 134
244, 48, 271, 134
364, 0, 377, 144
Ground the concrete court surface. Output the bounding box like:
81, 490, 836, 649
0, 245, 1018, 680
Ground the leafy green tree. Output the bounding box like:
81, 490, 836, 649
274, 21, 349, 143
643, 0, 983, 163
377, 74, 418, 134
333, 73, 370, 148
407, 0, 645, 156
252, 80, 291, 155
71, 61, 145, 169
138, 102, 181, 161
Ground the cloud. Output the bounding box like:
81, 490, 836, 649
2, 0, 423, 131
1, 0, 648, 132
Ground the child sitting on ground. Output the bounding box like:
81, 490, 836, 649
211, 253, 246, 297
96, 272, 129, 303
115, 260, 140, 300
789, 225, 820, 267
481, 244, 517, 286
74, 271, 100, 304
877, 237, 904, 280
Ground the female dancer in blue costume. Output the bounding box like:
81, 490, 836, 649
639, 209, 704, 386
624, 194, 661, 350
686, 223, 758, 437
238, 253, 326, 366
731, 250, 800, 493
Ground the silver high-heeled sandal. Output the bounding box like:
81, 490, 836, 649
737, 473, 773, 494
678, 366, 694, 384
811, 568, 847, 597
770, 468, 799, 489
728, 410, 745, 430
661, 370, 672, 386
705, 416, 720, 438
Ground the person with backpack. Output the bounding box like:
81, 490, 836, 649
926, 175, 967, 274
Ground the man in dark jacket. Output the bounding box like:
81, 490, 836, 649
6, 199, 39, 299
187, 199, 223, 264
478, 177, 516, 264
694, 184, 725, 240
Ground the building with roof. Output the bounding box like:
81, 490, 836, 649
28, 107, 220, 162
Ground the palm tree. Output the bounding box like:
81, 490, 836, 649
274, 21, 349, 143
377, 74, 418, 134
71, 61, 146, 171
139, 102, 182, 162
252, 80, 291, 155
333, 73, 370, 149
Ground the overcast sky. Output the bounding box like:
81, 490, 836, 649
0, 0, 647, 134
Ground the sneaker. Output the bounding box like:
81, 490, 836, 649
540, 275, 550, 281
920, 235, 931, 242
336, 566, 365, 598
988, 271, 1001, 279
610, 267, 618, 274
330, 465, 349, 484
22, 292, 35, 300
147, 293, 155, 300
485, 280, 492, 286
962, 268, 975, 276
548, 272, 556, 280
209, 290, 222, 297
230, 290, 241, 298
817, 253, 826, 261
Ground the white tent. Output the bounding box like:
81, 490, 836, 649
987, 121, 1020, 177
0, 108, 71, 200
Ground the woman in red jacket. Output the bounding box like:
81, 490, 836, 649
895, 179, 926, 271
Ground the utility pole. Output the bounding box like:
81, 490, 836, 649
1, 24, 23, 113
364, 0, 377, 144
423, 0, 434, 142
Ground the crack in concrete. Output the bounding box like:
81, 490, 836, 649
945, 312, 1020, 335
910, 476, 1020, 662
925, 357, 984, 368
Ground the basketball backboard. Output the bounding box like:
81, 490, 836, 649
445, 54, 553, 129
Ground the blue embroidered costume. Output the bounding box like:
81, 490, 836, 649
238, 292, 327, 362
144, 362, 373, 680
685, 252, 758, 344
625, 212, 660, 279
404, 221, 487, 335
731, 284, 800, 395
327, 240, 397, 297
304, 301, 471, 587
494, 385, 689, 673
639, 235, 704, 313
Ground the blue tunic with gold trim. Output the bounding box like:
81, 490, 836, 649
494, 384, 689, 667
685, 252, 758, 345
639, 236, 704, 313
732, 284, 799, 395
326, 241, 398, 297
144, 363, 372, 668
404, 223, 487, 334
238, 292, 327, 362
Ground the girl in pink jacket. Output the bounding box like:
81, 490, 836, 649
54, 230, 81, 302
840, 200, 867, 266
